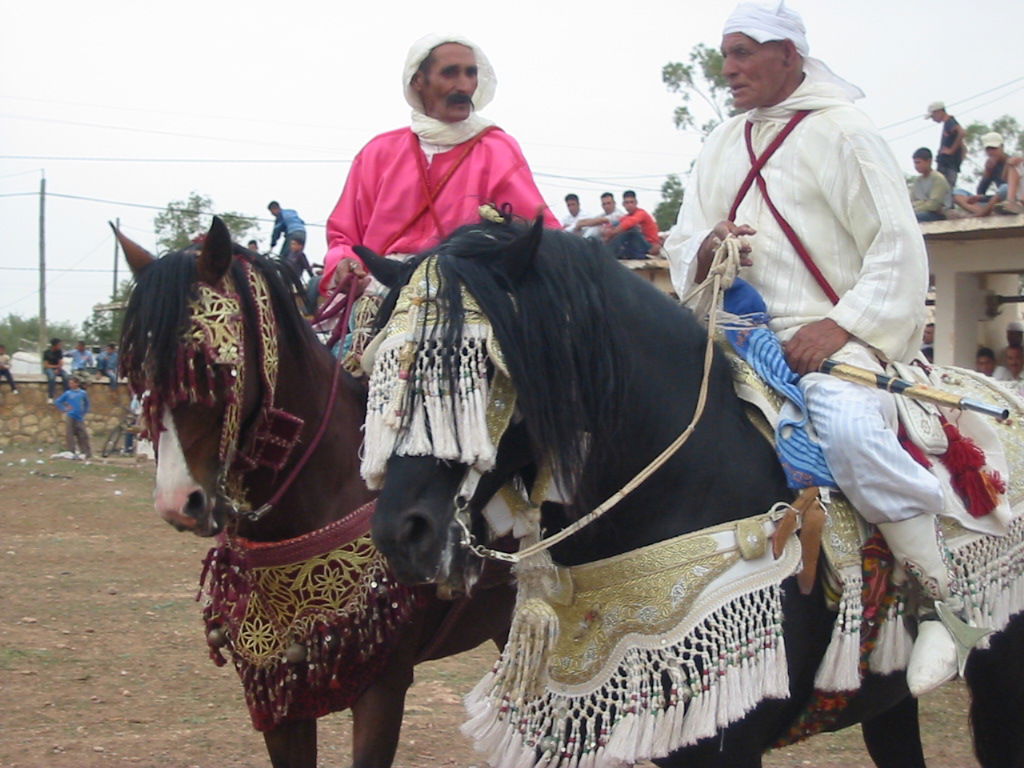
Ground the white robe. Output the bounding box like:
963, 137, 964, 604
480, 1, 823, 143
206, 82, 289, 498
665, 78, 941, 524
664, 79, 928, 364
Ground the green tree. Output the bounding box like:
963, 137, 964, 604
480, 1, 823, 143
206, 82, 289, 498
961, 115, 1023, 184
153, 192, 258, 252
0, 313, 79, 352
654, 174, 685, 231
81, 280, 132, 345
662, 43, 735, 136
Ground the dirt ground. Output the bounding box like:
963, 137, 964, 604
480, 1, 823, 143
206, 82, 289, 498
0, 445, 980, 768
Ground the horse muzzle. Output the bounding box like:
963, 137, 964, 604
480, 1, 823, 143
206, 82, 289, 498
155, 485, 220, 536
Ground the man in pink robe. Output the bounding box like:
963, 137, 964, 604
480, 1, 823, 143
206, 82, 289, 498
322, 34, 557, 294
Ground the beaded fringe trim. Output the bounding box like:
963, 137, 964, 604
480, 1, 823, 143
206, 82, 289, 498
462, 541, 801, 768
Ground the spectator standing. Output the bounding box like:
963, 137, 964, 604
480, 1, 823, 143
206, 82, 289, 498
606, 190, 661, 259
976, 346, 1003, 377
0, 344, 18, 393
999, 320, 1024, 366
54, 377, 91, 459
994, 344, 1024, 396
246, 239, 260, 252
920, 322, 935, 362
927, 102, 966, 189
42, 338, 69, 402
283, 235, 314, 284
96, 343, 119, 388
69, 340, 95, 372
268, 202, 307, 258
909, 148, 951, 222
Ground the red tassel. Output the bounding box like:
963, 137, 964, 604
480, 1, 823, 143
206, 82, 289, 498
939, 420, 1003, 517
897, 423, 933, 469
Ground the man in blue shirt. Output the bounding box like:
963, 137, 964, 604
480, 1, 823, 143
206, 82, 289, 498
68, 340, 95, 372
96, 343, 119, 388
268, 201, 307, 258
54, 376, 91, 459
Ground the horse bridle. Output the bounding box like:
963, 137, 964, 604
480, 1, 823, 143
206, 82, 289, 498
140, 261, 360, 522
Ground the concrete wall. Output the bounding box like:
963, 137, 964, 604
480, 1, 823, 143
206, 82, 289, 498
0, 377, 130, 450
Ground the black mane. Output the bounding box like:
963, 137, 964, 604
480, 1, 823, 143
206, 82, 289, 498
120, 245, 312, 398
432, 219, 633, 508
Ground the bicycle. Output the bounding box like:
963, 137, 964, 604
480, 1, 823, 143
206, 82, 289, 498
100, 409, 140, 458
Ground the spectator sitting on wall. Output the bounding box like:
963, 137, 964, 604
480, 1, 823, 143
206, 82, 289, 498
268, 201, 308, 258
909, 148, 951, 222
0, 343, 18, 394
69, 340, 95, 372
575, 192, 625, 240
952, 132, 1024, 216
96, 343, 119, 389
605, 190, 662, 259
42, 338, 69, 402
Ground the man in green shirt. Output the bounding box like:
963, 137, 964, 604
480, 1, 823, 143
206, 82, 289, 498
909, 147, 951, 222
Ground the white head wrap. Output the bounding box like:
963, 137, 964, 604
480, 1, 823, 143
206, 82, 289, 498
723, 1, 864, 102
403, 33, 496, 146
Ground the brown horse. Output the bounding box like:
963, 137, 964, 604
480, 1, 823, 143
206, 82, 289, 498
114, 217, 514, 768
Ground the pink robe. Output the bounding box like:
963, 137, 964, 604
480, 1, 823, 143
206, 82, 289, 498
322, 126, 557, 291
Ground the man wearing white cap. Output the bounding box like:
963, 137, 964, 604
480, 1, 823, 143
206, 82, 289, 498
665, 0, 964, 696
927, 101, 966, 189
952, 132, 1024, 216
998, 320, 1024, 367
321, 34, 557, 292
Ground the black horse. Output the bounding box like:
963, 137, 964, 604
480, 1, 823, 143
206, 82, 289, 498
359, 216, 1024, 768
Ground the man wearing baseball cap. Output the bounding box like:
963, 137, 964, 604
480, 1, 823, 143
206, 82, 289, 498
927, 101, 965, 188
952, 132, 1024, 216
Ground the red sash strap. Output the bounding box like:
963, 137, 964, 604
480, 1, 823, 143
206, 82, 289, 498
380, 126, 498, 255
728, 110, 841, 306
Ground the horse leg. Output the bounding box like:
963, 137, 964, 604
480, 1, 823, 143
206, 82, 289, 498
966, 614, 1024, 768
262, 718, 317, 768
861, 695, 926, 768
349, 659, 414, 768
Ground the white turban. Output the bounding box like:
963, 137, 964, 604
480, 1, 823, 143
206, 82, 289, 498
402, 33, 497, 146
723, 1, 864, 101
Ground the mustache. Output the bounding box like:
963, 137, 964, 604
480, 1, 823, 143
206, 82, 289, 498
446, 92, 474, 107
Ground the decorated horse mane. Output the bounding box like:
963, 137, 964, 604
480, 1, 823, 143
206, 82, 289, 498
373, 217, 663, 510
120, 243, 312, 438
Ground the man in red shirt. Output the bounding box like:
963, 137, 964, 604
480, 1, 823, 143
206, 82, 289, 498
605, 190, 661, 259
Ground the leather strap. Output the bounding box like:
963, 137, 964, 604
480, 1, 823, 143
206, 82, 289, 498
381, 126, 498, 256
729, 111, 841, 306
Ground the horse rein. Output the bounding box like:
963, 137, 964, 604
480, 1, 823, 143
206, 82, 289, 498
451, 238, 742, 564
240, 271, 363, 521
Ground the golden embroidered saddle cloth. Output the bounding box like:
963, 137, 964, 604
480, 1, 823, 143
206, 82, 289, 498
727, 350, 1024, 692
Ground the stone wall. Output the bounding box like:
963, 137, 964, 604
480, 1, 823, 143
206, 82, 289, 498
0, 377, 131, 450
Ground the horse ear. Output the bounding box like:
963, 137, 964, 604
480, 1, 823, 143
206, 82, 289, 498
498, 215, 544, 285
196, 216, 234, 284
353, 245, 405, 288
108, 221, 155, 275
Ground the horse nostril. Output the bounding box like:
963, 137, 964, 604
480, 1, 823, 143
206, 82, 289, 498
185, 489, 207, 519
399, 513, 432, 546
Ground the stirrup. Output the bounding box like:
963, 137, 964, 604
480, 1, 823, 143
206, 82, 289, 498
935, 601, 993, 676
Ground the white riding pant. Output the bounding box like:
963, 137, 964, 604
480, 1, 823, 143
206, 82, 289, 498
799, 344, 944, 524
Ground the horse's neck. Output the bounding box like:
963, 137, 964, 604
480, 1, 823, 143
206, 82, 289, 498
239, 341, 373, 541
553, 330, 789, 566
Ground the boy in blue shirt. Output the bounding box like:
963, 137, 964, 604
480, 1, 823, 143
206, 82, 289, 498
54, 377, 92, 459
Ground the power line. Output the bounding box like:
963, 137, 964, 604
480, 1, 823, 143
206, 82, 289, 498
0, 155, 353, 165
0, 266, 114, 273
879, 76, 1024, 132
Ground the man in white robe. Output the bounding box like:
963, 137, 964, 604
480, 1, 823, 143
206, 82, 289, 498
665, 0, 959, 696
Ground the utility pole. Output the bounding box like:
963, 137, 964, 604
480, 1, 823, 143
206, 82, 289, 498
112, 216, 120, 296
38, 172, 46, 353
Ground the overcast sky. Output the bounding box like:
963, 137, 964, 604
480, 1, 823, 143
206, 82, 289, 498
2, 0, 1023, 333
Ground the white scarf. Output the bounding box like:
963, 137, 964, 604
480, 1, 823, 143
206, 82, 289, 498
723, 0, 865, 102
403, 33, 496, 147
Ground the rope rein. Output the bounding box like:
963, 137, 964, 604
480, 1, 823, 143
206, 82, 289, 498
461, 237, 744, 563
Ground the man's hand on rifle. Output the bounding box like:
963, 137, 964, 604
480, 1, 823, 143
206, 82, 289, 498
783, 318, 851, 376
